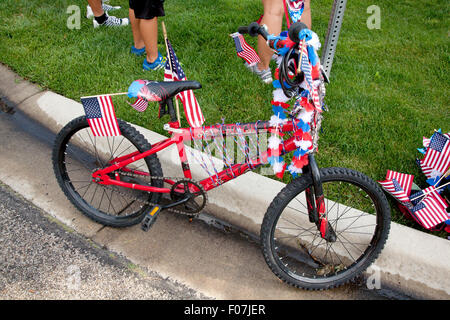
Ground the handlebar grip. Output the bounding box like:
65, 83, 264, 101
288, 21, 309, 43
237, 26, 249, 34
237, 22, 270, 40
248, 22, 269, 39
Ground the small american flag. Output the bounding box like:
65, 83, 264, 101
385, 170, 414, 196
81, 95, 121, 137
409, 185, 445, 206
230, 32, 261, 67
422, 132, 450, 174
378, 178, 411, 203
410, 189, 448, 230
423, 132, 450, 148
128, 97, 148, 112
164, 39, 205, 128
423, 186, 447, 208
418, 160, 441, 179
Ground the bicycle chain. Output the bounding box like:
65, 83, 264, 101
100, 170, 208, 217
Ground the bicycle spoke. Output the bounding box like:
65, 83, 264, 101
103, 187, 118, 215
293, 196, 309, 212
97, 188, 109, 212
111, 136, 126, 158
286, 205, 308, 217
80, 182, 93, 199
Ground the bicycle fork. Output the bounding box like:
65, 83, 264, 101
305, 154, 337, 242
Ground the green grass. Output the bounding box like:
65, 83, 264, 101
0, 0, 449, 235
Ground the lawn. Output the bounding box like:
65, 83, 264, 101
0, 0, 449, 235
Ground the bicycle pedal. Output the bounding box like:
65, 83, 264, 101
141, 206, 161, 232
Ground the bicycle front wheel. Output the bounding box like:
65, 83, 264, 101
260, 167, 390, 290
52, 116, 163, 227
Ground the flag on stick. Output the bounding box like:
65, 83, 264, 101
162, 21, 181, 126
81, 95, 121, 137
418, 160, 441, 180
378, 178, 411, 203
421, 132, 450, 175
410, 185, 448, 206
385, 170, 414, 196
128, 97, 148, 112
163, 36, 205, 128
409, 192, 448, 230
230, 32, 261, 67
408, 184, 448, 230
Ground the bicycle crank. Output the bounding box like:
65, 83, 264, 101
169, 179, 207, 215
142, 179, 207, 231
141, 192, 204, 232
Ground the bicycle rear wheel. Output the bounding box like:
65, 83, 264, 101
260, 167, 390, 290
52, 116, 163, 227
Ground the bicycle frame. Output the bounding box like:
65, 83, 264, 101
92, 119, 303, 193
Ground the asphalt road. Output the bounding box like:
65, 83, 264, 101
0, 179, 205, 300
0, 105, 407, 300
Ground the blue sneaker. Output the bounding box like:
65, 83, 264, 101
143, 52, 166, 71
131, 45, 146, 56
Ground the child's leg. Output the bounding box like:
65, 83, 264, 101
301, 0, 311, 29
129, 8, 144, 49
139, 17, 159, 63
89, 0, 128, 27
257, 0, 284, 71
87, 0, 104, 17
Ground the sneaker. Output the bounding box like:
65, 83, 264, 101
244, 61, 257, 72
143, 52, 166, 71
93, 14, 129, 28
245, 62, 273, 84
131, 45, 146, 56
256, 68, 273, 84
86, 3, 121, 19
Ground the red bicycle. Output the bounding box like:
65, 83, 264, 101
53, 22, 390, 290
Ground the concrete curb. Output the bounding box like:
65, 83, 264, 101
1, 64, 449, 299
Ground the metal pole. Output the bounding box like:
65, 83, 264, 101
320, 0, 347, 79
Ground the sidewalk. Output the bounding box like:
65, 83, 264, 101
1, 63, 449, 299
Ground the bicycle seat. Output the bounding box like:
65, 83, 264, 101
150, 80, 202, 100
128, 79, 202, 102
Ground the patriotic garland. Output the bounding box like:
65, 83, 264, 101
265, 29, 323, 179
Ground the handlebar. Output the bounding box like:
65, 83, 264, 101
237, 21, 309, 57
238, 21, 309, 45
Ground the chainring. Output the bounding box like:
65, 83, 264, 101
170, 179, 207, 215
